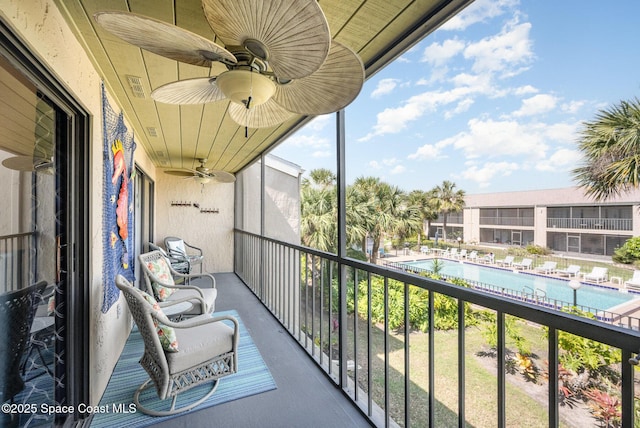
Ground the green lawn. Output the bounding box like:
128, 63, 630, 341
345, 314, 582, 427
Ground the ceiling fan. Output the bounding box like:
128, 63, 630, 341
94, 0, 365, 129
164, 158, 236, 184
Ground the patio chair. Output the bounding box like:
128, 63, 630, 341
164, 237, 204, 274
1, 281, 47, 403
149, 242, 190, 275
495, 255, 514, 267
624, 271, 640, 290
556, 265, 581, 278
457, 249, 468, 259
512, 258, 533, 270
534, 261, 557, 274
139, 250, 217, 315
419, 246, 430, 255
115, 275, 238, 416
467, 251, 479, 262
582, 267, 608, 284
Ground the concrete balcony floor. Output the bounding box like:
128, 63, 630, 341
148, 272, 372, 428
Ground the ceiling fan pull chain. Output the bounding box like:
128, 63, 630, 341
245, 126, 248, 138
246, 70, 253, 109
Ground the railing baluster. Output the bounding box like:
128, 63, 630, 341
497, 311, 505, 428
458, 298, 465, 428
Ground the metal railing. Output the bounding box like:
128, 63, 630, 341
0, 232, 35, 292
547, 217, 633, 231
480, 216, 535, 226
234, 229, 640, 427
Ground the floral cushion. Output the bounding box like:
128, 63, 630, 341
146, 257, 176, 301
138, 289, 179, 352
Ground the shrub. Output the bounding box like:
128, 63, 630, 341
525, 244, 552, 255
612, 236, 640, 264
355, 274, 477, 332
544, 308, 621, 376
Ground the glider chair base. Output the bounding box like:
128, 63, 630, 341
135, 350, 235, 416
134, 377, 218, 416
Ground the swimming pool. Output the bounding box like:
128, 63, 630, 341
402, 259, 636, 312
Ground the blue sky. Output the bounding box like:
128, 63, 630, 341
270, 0, 640, 195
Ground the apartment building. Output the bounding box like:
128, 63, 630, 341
429, 187, 640, 256
430, 187, 640, 256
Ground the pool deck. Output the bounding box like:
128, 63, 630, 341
379, 250, 640, 321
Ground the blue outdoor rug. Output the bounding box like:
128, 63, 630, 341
90, 310, 276, 427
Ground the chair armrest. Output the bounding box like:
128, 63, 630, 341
183, 241, 203, 256
156, 313, 239, 341
157, 295, 202, 308
169, 270, 216, 289
148, 274, 207, 298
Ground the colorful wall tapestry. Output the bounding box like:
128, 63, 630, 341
102, 83, 136, 313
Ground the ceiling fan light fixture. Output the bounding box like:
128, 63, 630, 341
194, 176, 212, 184
217, 69, 275, 108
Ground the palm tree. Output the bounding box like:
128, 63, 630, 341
300, 169, 337, 252
408, 189, 439, 246
349, 177, 421, 264
573, 98, 640, 200
430, 180, 466, 243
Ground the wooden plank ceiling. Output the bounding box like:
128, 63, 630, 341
53, 0, 472, 174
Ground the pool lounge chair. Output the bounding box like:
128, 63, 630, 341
534, 261, 557, 274
624, 271, 640, 290
479, 253, 494, 264
556, 265, 581, 278
420, 246, 430, 254
467, 251, 479, 262
457, 249, 468, 259
512, 258, 532, 270
495, 255, 514, 267
448, 248, 458, 258
582, 267, 608, 284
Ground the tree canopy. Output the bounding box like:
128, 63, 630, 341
300, 170, 465, 263
573, 98, 640, 200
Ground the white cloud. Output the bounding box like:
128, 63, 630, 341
359, 85, 486, 141
421, 39, 466, 67
382, 158, 400, 166
514, 85, 538, 95
408, 144, 443, 160
535, 148, 581, 171
458, 161, 520, 187
390, 165, 406, 175
437, 118, 550, 159
512, 94, 558, 117
369, 160, 381, 169
561, 100, 586, 114
444, 98, 475, 119
371, 78, 400, 98
464, 21, 533, 77
440, 0, 519, 31
544, 121, 581, 144
307, 115, 331, 132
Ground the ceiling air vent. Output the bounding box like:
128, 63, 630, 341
147, 127, 158, 137
126, 75, 146, 98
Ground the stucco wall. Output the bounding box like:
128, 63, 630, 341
0, 0, 156, 405
154, 174, 235, 272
